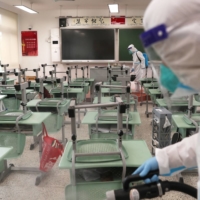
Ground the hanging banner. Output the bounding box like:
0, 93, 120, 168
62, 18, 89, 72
127, 16, 143, 26
21, 31, 38, 56
69, 17, 110, 26
111, 16, 125, 24
67, 16, 143, 27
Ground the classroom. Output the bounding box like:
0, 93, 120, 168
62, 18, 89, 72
0, 0, 199, 199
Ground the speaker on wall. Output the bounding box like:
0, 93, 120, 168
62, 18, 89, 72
59, 18, 66, 27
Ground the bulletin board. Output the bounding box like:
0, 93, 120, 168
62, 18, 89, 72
21, 31, 38, 56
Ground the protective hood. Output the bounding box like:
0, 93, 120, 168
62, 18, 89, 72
128, 44, 137, 54
143, 0, 200, 92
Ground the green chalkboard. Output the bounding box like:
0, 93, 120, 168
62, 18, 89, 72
119, 29, 144, 61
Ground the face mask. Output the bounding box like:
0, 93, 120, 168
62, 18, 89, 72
160, 64, 180, 93
128, 50, 133, 55
160, 64, 197, 97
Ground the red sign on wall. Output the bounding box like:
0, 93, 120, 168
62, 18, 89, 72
21, 31, 38, 56
111, 16, 125, 24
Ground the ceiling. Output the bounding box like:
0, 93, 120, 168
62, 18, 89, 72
0, 0, 151, 11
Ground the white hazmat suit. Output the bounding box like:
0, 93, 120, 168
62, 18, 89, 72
134, 0, 200, 198
128, 44, 145, 82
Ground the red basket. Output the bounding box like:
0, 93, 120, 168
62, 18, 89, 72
132, 90, 151, 102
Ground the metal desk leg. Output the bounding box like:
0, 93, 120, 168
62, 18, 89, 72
30, 135, 39, 150
0, 160, 13, 183
61, 115, 67, 146
140, 85, 143, 106
39, 132, 43, 158
65, 113, 81, 128
90, 84, 93, 103
35, 171, 47, 186
0, 164, 47, 186
131, 125, 135, 139
145, 91, 152, 118
140, 83, 146, 106
77, 108, 81, 128
84, 108, 87, 116
145, 92, 149, 117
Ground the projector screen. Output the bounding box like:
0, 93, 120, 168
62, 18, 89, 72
61, 29, 115, 61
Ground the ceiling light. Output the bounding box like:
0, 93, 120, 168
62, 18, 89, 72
108, 4, 119, 13
14, 6, 38, 14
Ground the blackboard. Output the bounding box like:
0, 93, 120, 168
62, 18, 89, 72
61, 29, 115, 61
119, 29, 144, 61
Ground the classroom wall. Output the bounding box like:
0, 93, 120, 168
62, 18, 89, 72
18, 7, 146, 78
0, 3, 153, 80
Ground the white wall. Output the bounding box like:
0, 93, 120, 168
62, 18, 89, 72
18, 8, 146, 78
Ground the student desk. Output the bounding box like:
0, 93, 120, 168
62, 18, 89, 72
139, 78, 157, 106
148, 89, 163, 105
156, 98, 200, 113
0, 112, 51, 185
50, 88, 85, 104
172, 114, 200, 138
143, 82, 159, 118
81, 110, 141, 139
64, 82, 90, 96
59, 140, 151, 200
93, 96, 137, 111
0, 147, 13, 172
0, 89, 36, 110
73, 78, 95, 101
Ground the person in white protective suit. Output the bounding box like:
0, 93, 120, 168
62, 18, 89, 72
127, 44, 145, 91
133, 0, 200, 199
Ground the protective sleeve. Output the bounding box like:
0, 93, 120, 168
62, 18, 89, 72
155, 134, 198, 176
136, 51, 145, 69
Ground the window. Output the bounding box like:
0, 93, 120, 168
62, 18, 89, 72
0, 8, 19, 68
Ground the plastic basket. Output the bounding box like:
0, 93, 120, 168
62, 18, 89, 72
0, 110, 32, 121
0, 132, 26, 159
90, 132, 133, 140
95, 110, 132, 121
67, 139, 128, 163
132, 91, 150, 102
43, 113, 63, 133
2, 98, 20, 111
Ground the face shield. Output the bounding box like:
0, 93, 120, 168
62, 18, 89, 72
140, 23, 198, 106
140, 24, 167, 61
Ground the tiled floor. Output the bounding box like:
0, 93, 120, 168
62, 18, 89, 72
0, 104, 198, 200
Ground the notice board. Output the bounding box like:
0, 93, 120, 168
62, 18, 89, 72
21, 31, 38, 56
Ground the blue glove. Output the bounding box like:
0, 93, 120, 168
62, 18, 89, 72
131, 68, 134, 72
133, 157, 159, 184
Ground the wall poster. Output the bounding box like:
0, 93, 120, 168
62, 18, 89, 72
21, 31, 38, 56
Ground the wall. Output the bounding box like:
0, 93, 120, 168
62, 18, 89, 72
18, 8, 148, 78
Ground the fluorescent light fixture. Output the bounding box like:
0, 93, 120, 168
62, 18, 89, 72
108, 4, 119, 13
14, 5, 38, 14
